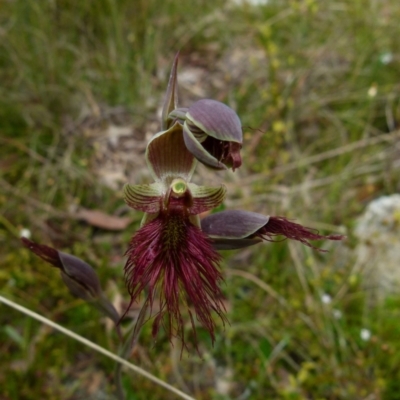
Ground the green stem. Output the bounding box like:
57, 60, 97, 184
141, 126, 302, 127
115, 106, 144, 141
114, 306, 148, 400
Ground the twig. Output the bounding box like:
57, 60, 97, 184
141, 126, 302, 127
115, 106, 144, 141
114, 306, 148, 400
0, 294, 195, 400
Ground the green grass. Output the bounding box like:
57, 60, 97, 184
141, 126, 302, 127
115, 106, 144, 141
1, 0, 400, 398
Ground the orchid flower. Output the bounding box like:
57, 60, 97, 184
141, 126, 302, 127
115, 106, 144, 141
123, 54, 344, 350
21, 54, 344, 353
123, 55, 231, 347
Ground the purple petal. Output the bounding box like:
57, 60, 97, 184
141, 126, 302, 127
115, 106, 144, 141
182, 99, 243, 171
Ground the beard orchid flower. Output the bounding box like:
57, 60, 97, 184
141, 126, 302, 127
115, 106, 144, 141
123, 119, 229, 346
123, 53, 344, 350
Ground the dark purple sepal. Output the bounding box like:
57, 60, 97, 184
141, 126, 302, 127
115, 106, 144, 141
201, 211, 345, 252
187, 99, 242, 143
201, 210, 270, 239
21, 238, 121, 334
183, 123, 227, 170
21, 237, 63, 268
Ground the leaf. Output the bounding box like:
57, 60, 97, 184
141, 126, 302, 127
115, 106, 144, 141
4, 325, 26, 349
76, 208, 132, 231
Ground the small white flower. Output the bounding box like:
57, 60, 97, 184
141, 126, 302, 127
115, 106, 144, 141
360, 328, 371, 341
368, 85, 377, 98
333, 309, 342, 319
321, 293, 332, 304
379, 52, 393, 65
19, 228, 31, 239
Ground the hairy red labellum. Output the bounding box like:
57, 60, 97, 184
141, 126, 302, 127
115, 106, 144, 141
124, 210, 226, 349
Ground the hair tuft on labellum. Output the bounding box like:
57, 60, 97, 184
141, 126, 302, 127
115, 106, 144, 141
124, 211, 227, 351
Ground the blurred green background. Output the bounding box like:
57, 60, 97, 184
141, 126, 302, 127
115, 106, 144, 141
1, 0, 400, 398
